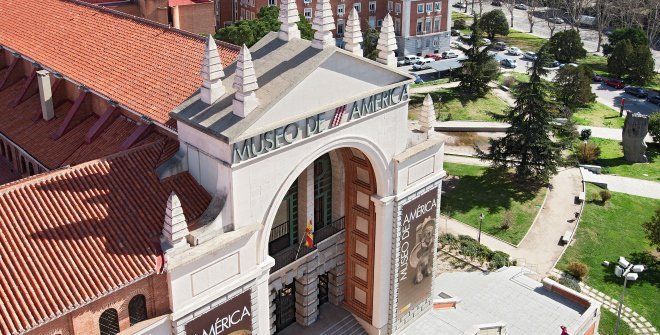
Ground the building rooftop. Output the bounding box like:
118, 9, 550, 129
0, 141, 211, 335
0, 0, 240, 128
402, 267, 589, 335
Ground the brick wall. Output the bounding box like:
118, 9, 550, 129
176, 3, 217, 34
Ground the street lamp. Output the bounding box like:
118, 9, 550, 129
613, 256, 645, 335
478, 213, 484, 244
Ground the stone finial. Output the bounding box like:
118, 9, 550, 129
420, 94, 436, 134
376, 13, 397, 67
233, 44, 259, 118
311, 0, 336, 49
343, 8, 363, 56
200, 35, 226, 105
278, 0, 301, 41
162, 192, 190, 251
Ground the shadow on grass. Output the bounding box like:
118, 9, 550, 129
442, 167, 542, 216
601, 251, 660, 290
595, 144, 659, 168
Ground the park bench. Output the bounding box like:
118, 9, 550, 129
561, 230, 573, 245
577, 191, 585, 203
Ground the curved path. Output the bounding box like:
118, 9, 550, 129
444, 168, 583, 278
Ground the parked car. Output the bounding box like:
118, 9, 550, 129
453, 2, 467, 8
514, 3, 528, 10
493, 41, 507, 50
592, 73, 605, 82
398, 55, 420, 66
425, 53, 443, 61
559, 63, 578, 69
412, 58, 434, 70
442, 51, 459, 59
605, 79, 625, 89
491, 1, 503, 6
482, 38, 492, 45
451, 28, 460, 36
500, 58, 517, 68
460, 34, 472, 41
548, 17, 564, 24
412, 74, 424, 84
522, 51, 538, 61
624, 86, 648, 98
507, 46, 522, 55
550, 60, 563, 68
648, 95, 660, 105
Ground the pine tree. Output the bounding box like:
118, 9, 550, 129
362, 28, 380, 60
627, 44, 655, 84
607, 40, 632, 79
546, 29, 586, 63
479, 10, 509, 41
477, 48, 561, 183
553, 65, 596, 110
456, 17, 500, 97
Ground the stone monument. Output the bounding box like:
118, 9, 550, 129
622, 112, 649, 163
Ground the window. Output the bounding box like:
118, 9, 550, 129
314, 154, 333, 230
99, 309, 120, 335
337, 21, 345, 34
129, 295, 148, 326
416, 19, 422, 33
395, 18, 401, 34
425, 3, 432, 12
369, 16, 376, 28
304, 0, 311, 3
337, 4, 345, 15
433, 39, 439, 46
425, 19, 431, 33
434, 1, 441, 11
395, 3, 401, 14
377, 19, 383, 27
269, 181, 299, 255
369, 1, 376, 12
269, 0, 276, 5
417, 4, 423, 13
434, 17, 440, 32
304, 8, 312, 19
388, 0, 392, 11
354, 3, 361, 13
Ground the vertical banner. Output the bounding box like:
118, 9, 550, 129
185, 290, 252, 335
396, 187, 438, 319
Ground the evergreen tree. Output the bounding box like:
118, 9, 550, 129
553, 65, 596, 111
643, 208, 660, 251
363, 28, 380, 60
546, 29, 586, 63
456, 18, 500, 97
603, 27, 649, 54
627, 44, 655, 84
479, 10, 509, 41
607, 39, 632, 79
477, 48, 561, 183
297, 14, 314, 40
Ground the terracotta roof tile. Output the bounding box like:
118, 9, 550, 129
0, 141, 211, 334
0, 0, 240, 128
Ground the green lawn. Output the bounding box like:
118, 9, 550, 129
441, 163, 547, 244
578, 54, 660, 91
599, 309, 635, 335
557, 185, 660, 329
409, 88, 510, 121
451, 11, 473, 22
410, 78, 451, 88
497, 29, 548, 53
588, 138, 660, 182
571, 102, 624, 129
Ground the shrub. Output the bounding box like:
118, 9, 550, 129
501, 75, 517, 88
439, 233, 458, 248
649, 113, 660, 143
579, 128, 591, 141
600, 189, 612, 203
558, 276, 582, 292
500, 210, 513, 230
454, 19, 467, 29
489, 251, 511, 270
575, 142, 601, 164
567, 261, 589, 280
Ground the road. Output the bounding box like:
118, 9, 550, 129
454, 2, 660, 72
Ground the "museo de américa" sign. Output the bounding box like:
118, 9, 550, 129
232, 84, 409, 163
185, 290, 252, 335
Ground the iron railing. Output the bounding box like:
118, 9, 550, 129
269, 220, 289, 242
315, 216, 345, 244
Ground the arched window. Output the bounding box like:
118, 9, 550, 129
314, 154, 333, 230
128, 294, 148, 326
99, 308, 119, 335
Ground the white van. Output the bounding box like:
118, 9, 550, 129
412, 58, 434, 71
398, 55, 420, 66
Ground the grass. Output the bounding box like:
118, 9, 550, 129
571, 102, 624, 129
410, 78, 451, 88
451, 11, 473, 22
497, 29, 548, 53
588, 138, 660, 182
599, 309, 635, 335
441, 163, 548, 244
557, 185, 660, 329
578, 54, 660, 91
408, 87, 510, 121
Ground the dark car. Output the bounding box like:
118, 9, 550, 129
624, 86, 648, 98
648, 95, 660, 106
451, 28, 460, 36
500, 59, 517, 68
491, 1, 503, 5
550, 60, 563, 68
605, 79, 625, 89
592, 73, 605, 82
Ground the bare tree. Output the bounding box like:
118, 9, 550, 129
563, 0, 589, 32
643, 0, 660, 49
527, 0, 538, 33
545, 7, 559, 37
594, 0, 614, 52
503, 0, 516, 27
478, 0, 484, 17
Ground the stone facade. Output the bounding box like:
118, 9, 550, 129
622, 112, 650, 163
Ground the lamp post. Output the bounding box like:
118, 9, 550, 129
478, 213, 484, 244
613, 256, 645, 335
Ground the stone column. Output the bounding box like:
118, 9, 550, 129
295, 254, 320, 326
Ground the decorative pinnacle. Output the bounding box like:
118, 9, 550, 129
311, 0, 336, 49
233, 44, 259, 118
162, 192, 190, 250
343, 8, 363, 56
376, 13, 397, 67
278, 0, 301, 41
420, 94, 436, 134
200, 35, 225, 104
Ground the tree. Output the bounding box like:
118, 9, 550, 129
456, 18, 500, 97
544, 8, 560, 37
477, 48, 561, 183
553, 65, 596, 109
627, 44, 656, 84
649, 113, 660, 143
297, 14, 314, 40
479, 10, 510, 40
363, 28, 379, 60
643, 208, 660, 251
607, 39, 632, 78
502, 0, 516, 27
594, 0, 614, 52
546, 30, 587, 63
526, 0, 538, 33
563, 0, 589, 32
603, 27, 649, 54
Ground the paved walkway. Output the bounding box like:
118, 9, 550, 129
444, 168, 583, 278
581, 168, 660, 199
577, 125, 653, 143
409, 81, 459, 94
444, 154, 490, 166
548, 269, 659, 335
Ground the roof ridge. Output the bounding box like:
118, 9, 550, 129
0, 141, 163, 196
65, 0, 240, 51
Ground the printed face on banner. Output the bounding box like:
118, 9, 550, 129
396, 187, 438, 319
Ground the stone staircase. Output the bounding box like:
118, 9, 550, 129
319, 314, 368, 335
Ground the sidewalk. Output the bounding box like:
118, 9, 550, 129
577, 125, 653, 143
409, 81, 459, 94
581, 167, 660, 199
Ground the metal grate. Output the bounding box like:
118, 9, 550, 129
99, 308, 120, 335
275, 282, 297, 332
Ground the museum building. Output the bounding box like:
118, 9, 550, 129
0, 0, 445, 334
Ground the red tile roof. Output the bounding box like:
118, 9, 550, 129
0, 0, 240, 128
0, 140, 211, 335
0, 77, 162, 170
169, 0, 213, 5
